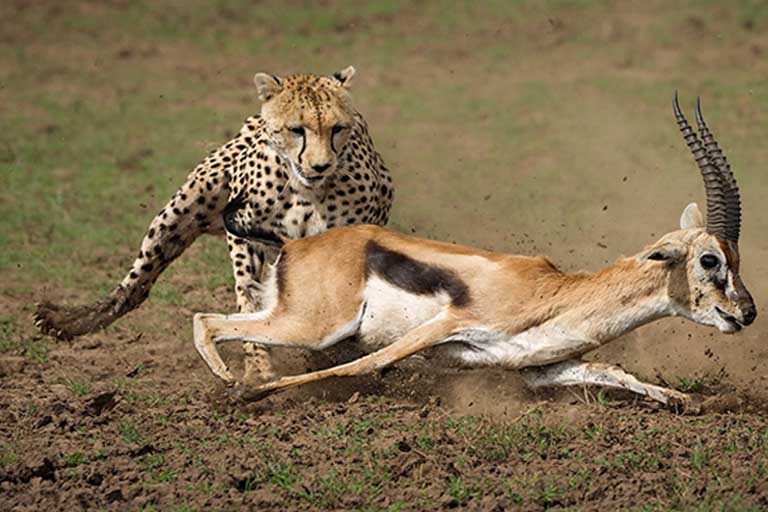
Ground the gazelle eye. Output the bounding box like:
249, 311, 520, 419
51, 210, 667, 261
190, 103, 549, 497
288, 126, 305, 136
332, 124, 347, 135
699, 254, 720, 269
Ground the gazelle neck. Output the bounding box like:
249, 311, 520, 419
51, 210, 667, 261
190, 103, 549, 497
548, 257, 673, 343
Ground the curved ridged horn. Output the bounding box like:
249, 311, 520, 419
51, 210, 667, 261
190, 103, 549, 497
673, 92, 730, 241
695, 97, 741, 242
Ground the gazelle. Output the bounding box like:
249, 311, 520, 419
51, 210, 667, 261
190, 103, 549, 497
194, 95, 755, 407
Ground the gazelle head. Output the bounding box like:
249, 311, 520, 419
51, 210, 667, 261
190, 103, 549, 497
637, 94, 756, 333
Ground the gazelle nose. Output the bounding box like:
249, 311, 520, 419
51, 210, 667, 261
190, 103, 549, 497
742, 305, 757, 326
311, 162, 332, 173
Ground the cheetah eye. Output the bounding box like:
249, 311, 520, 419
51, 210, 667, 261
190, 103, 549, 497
331, 124, 348, 135
288, 126, 305, 136
699, 254, 720, 270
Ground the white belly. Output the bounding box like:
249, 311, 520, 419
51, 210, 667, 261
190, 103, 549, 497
358, 276, 451, 351
353, 278, 598, 367
444, 324, 600, 369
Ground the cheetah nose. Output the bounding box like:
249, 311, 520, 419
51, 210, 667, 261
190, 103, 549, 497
311, 162, 332, 173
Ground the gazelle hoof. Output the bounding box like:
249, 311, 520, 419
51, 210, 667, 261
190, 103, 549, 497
667, 392, 701, 415
228, 383, 276, 403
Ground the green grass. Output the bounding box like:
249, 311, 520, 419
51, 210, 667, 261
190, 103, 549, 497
61, 451, 88, 466
0, 317, 19, 353
119, 420, 144, 445
4, 0, 768, 299
2, 2, 768, 509
127, 391, 167, 407
63, 377, 91, 397
676, 369, 726, 393
0, 444, 17, 468
8, 391, 767, 509
139, 453, 165, 469
446, 475, 480, 503
21, 340, 49, 364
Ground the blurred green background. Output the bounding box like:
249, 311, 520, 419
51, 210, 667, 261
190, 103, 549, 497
1, 0, 767, 383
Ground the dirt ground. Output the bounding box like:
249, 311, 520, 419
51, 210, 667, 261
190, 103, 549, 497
2, 1, 768, 510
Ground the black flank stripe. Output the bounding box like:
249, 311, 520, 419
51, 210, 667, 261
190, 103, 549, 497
364, 241, 470, 307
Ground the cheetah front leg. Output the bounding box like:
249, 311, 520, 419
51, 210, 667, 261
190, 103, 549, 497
35, 160, 231, 340
227, 232, 278, 384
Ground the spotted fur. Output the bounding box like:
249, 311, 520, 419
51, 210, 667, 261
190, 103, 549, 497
34, 68, 394, 376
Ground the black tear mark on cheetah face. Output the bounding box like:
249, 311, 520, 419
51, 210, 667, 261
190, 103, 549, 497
258, 72, 356, 188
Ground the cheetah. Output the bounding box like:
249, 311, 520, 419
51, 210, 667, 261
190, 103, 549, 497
34, 66, 394, 383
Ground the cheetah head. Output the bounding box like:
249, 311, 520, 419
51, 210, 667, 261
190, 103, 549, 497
254, 66, 356, 188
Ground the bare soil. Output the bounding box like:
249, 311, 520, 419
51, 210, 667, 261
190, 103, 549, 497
2, 294, 768, 510
3, 1, 768, 510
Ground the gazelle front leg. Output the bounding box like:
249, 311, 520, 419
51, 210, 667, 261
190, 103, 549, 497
521, 360, 692, 408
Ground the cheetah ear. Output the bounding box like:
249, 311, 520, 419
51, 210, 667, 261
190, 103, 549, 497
253, 73, 283, 102
331, 66, 355, 89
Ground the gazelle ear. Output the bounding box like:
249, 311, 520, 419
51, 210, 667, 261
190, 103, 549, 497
253, 73, 283, 102
638, 241, 686, 263
679, 202, 704, 230
331, 66, 355, 88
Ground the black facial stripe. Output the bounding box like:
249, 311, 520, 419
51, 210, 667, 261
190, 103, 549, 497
297, 132, 306, 164
364, 241, 470, 307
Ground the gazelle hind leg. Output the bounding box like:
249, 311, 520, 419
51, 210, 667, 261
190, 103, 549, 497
193, 297, 368, 386
522, 360, 691, 407
193, 313, 237, 383
237, 311, 461, 401
193, 310, 301, 385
